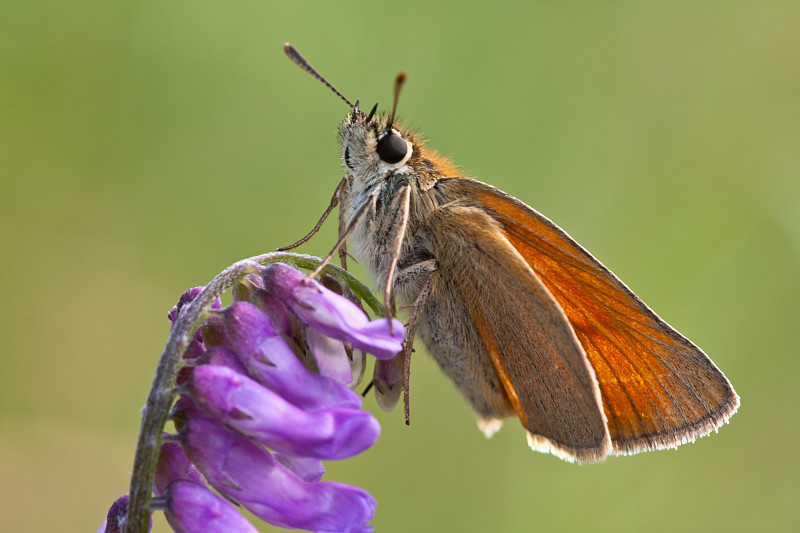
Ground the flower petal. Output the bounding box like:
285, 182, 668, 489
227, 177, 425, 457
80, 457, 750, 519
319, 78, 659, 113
181, 418, 376, 532
262, 263, 405, 359
235, 273, 293, 336
272, 452, 326, 483
154, 441, 205, 496
188, 365, 379, 459
304, 326, 353, 385
200, 345, 248, 376
164, 481, 259, 533
219, 302, 361, 410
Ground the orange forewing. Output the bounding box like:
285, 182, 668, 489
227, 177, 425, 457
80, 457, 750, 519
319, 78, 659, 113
448, 178, 739, 454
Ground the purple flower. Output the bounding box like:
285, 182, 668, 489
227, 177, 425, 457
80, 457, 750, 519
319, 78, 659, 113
217, 301, 362, 410
262, 263, 404, 359
237, 273, 294, 336
144, 261, 401, 532
180, 417, 376, 532
164, 481, 260, 533
198, 345, 249, 376
305, 325, 354, 384
154, 441, 205, 496
186, 364, 380, 459
272, 451, 327, 483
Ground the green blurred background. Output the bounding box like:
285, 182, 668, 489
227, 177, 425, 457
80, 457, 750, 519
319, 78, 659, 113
2, 1, 798, 532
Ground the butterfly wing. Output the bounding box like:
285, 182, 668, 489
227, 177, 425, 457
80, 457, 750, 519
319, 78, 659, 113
436, 178, 739, 455
423, 188, 611, 462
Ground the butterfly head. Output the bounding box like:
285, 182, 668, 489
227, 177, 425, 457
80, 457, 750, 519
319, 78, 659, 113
283, 43, 458, 185
339, 109, 415, 184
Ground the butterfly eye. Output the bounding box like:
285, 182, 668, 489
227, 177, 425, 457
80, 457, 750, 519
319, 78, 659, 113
376, 132, 410, 164
344, 146, 353, 169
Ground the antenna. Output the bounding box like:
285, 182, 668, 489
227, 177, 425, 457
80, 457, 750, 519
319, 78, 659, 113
284, 43, 357, 111
387, 72, 407, 130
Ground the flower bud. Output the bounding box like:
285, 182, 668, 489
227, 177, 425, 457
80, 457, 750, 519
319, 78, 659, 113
96, 494, 151, 533
373, 355, 405, 412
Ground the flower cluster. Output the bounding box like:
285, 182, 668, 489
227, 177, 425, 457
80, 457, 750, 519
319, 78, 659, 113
99, 261, 404, 533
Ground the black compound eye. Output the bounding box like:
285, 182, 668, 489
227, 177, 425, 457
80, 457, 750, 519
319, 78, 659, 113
344, 146, 353, 169
376, 132, 409, 164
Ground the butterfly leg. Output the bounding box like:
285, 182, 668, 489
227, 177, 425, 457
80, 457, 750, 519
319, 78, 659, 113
369, 258, 436, 420
379, 183, 411, 333
303, 192, 377, 280
277, 175, 348, 252
336, 177, 351, 269
397, 258, 437, 424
